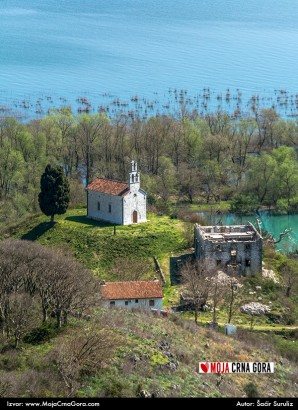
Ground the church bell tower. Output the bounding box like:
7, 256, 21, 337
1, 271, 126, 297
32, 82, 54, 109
129, 160, 140, 191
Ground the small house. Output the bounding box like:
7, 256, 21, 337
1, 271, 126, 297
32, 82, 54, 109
100, 280, 163, 310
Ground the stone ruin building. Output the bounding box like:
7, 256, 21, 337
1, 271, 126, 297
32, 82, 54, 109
194, 223, 262, 276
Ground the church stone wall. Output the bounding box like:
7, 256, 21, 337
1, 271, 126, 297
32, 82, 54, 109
87, 190, 123, 224
123, 190, 147, 225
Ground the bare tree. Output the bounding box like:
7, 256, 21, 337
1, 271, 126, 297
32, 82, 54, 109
45, 252, 96, 327
181, 259, 216, 325
6, 292, 33, 348
280, 260, 298, 297
51, 326, 119, 396
209, 270, 229, 324
112, 257, 153, 281
0, 239, 97, 337
221, 274, 242, 324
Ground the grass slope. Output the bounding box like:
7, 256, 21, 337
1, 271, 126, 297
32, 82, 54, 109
1, 308, 296, 398
2, 208, 297, 330
3, 208, 186, 279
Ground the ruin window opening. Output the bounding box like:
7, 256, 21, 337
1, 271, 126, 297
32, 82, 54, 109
246, 259, 251, 267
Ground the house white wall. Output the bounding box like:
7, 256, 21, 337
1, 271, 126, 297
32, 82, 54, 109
104, 298, 162, 310
123, 189, 147, 225
87, 190, 123, 224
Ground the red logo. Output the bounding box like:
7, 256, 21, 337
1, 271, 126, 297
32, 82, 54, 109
200, 363, 209, 373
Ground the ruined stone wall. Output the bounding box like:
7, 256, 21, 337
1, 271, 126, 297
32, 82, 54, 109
194, 225, 262, 275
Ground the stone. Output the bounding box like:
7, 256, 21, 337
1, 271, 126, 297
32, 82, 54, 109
159, 340, 170, 350
205, 342, 210, 348
130, 355, 140, 363
262, 268, 279, 283
258, 296, 262, 301
138, 390, 151, 398
166, 362, 177, 371
240, 302, 271, 315
256, 286, 262, 291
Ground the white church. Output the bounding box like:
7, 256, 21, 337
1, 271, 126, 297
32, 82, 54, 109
86, 161, 147, 225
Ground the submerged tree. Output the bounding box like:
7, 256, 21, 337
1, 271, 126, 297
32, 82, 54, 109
38, 164, 70, 223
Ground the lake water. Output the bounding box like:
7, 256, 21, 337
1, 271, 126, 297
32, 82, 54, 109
1, 0, 298, 120
198, 211, 298, 254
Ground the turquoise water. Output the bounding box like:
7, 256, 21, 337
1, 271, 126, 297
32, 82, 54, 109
1, 0, 298, 119
199, 211, 298, 253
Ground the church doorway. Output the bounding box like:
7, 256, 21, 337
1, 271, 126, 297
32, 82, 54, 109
132, 210, 138, 223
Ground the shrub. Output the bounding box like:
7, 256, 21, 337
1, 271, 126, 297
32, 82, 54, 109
23, 323, 58, 345
244, 382, 259, 398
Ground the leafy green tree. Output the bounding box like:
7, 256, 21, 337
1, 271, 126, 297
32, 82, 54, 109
246, 154, 277, 205
230, 194, 259, 219
38, 165, 70, 223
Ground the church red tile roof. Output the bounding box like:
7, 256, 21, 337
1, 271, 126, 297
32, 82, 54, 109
100, 280, 163, 300
86, 178, 129, 196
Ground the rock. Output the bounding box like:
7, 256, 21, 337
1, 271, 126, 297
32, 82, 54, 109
151, 390, 163, 398
258, 296, 262, 301
256, 286, 262, 291
164, 352, 174, 358
249, 291, 256, 295
166, 362, 177, 371
138, 390, 151, 398
170, 384, 181, 390
205, 342, 210, 348
130, 355, 140, 363
159, 340, 170, 350
262, 268, 279, 283
240, 302, 271, 315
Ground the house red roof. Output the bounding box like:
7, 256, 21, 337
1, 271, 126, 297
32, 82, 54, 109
100, 281, 163, 300
86, 178, 129, 196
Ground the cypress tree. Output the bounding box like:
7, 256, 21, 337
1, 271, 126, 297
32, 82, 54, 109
38, 165, 70, 223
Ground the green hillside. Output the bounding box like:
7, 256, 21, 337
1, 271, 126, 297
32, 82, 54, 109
2, 208, 297, 328
0, 307, 297, 398
1, 209, 187, 279
0, 208, 297, 398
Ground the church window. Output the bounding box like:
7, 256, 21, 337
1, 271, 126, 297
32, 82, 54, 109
109, 204, 111, 213
132, 174, 134, 183
97, 201, 100, 211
